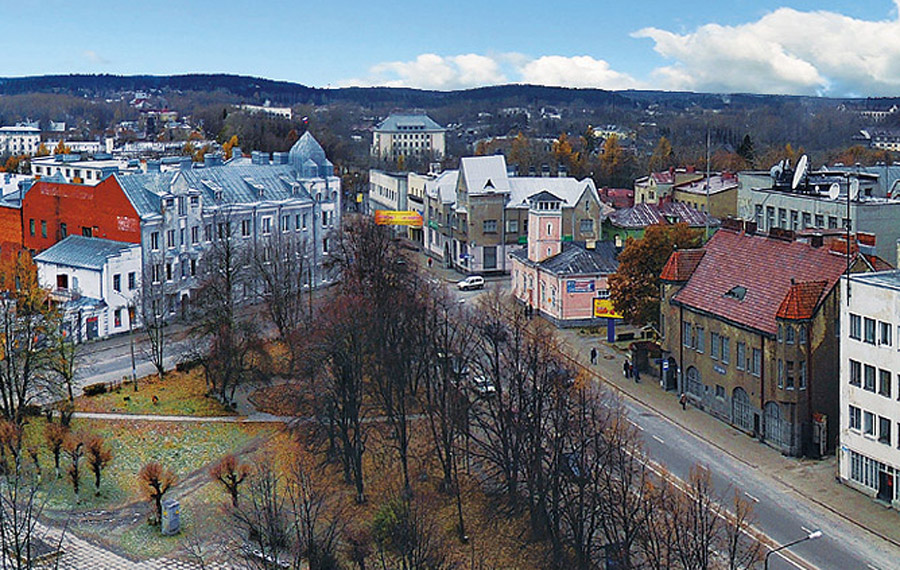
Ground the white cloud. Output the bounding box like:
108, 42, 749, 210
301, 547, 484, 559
83, 50, 110, 65
634, 2, 900, 96
341, 52, 640, 91
519, 55, 643, 89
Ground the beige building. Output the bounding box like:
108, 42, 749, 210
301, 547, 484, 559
634, 168, 703, 205
372, 114, 447, 160
671, 173, 739, 218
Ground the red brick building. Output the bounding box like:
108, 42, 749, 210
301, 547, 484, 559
22, 177, 141, 251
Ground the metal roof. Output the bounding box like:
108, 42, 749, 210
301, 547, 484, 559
35, 236, 139, 270
374, 114, 445, 132
510, 241, 619, 276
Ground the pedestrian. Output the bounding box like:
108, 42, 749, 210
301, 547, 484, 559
623, 359, 630, 378
427, 257, 433, 268
590, 347, 597, 365
680, 393, 687, 410
634, 367, 640, 383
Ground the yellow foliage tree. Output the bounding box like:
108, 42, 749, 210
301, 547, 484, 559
53, 141, 70, 155
222, 135, 239, 160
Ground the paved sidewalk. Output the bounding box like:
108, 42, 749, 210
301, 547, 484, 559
557, 326, 900, 551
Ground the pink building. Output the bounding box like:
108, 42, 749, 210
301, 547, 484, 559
510, 191, 619, 327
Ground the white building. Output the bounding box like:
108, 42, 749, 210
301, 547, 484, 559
35, 236, 142, 341
372, 114, 446, 160
0, 126, 40, 156
840, 271, 900, 508
32, 154, 140, 185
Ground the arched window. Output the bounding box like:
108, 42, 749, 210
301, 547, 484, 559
686, 366, 703, 397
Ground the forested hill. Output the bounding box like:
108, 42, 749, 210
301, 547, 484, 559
0, 73, 859, 111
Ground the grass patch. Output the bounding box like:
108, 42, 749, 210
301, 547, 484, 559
74, 369, 234, 417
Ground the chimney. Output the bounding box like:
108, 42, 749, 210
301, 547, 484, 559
810, 234, 824, 248
744, 220, 758, 235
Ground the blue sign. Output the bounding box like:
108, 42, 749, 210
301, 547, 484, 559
662, 360, 669, 372
566, 279, 595, 293
714, 364, 726, 375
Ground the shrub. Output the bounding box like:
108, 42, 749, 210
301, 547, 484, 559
83, 383, 108, 397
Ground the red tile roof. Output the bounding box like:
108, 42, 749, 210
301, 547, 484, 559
776, 280, 828, 320
671, 230, 849, 335
660, 249, 706, 282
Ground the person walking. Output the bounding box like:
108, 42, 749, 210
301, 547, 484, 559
680, 393, 687, 410
590, 347, 597, 365
623, 359, 631, 378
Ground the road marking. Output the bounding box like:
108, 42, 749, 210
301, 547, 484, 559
652, 435, 665, 444
744, 492, 759, 503
628, 420, 644, 431
801, 526, 811, 534
867, 564, 880, 570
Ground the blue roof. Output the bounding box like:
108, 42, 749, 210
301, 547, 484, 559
375, 114, 445, 132
35, 236, 138, 270
116, 172, 172, 216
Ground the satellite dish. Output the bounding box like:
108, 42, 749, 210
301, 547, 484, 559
850, 178, 860, 200
770, 164, 782, 179
828, 183, 840, 200
791, 154, 808, 190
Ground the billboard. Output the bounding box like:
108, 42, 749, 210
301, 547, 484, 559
374, 210, 423, 227
593, 298, 623, 319
566, 279, 595, 293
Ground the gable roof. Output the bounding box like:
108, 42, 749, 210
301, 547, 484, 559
507, 177, 598, 209
375, 114, 445, 132
609, 201, 717, 229
776, 280, 829, 320
511, 241, 619, 276
660, 249, 706, 282
460, 155, 510, 196
670, 229, 849, 335
35, 235, 138, 270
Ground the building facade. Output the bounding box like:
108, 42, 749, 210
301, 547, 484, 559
0, 126, 40, 156
35, 236, 142, 341
659, 221, 871, 456
372, 114, 446, 160
509, 192, 618, 327
839, 271, 900, 508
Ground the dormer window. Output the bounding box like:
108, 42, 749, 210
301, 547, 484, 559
724, 285, 747, 301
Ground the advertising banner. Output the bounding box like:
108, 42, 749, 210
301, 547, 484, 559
566, 279, 595, 293
374, 210, 424, 227
593, 298, 623, 319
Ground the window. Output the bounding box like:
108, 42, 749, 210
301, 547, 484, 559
683, 323, 692, 348
864, 411, 875, 436
113, 274, 121, 292
850, 360, 862, 386
790, 210, 799, 231
798, 325, 806, 344
715, 385, 725, 399
736, 342, 746, 370
799, 361, 807, 389
178, 196, 187, 216
323, 237, 329, 254
849, 405, 861, 430
128, 272, 136, 290
802, 212, 811, 229
778, 208, 786, 228
60, 223, 67, 239
204, 225, 212, 242
766, 206, 775, 229
114, 308, 122, 328
40, 220, 46, 238
483, 219, 498, 233
785, 361, 794, 390
166, 263, 173, 281
695, 326, 705, 353
579, 219, 593, 233
828, 216, 838, 229
295, 214, 302, 231
28, 219, 34, 236
815, 213, 824, 228
879, 369, 892, 397
323, 211, 330, 227
181, 259, 188, 279
880, 416, 892, 444
785, 325, 795, 344
850, 314, 861, 340
302, 213, 309, 230
721, 337, 730, 365
507, 219, 518, 233
710, 332, 720, 359
241, 219, 251, 237
777, 323, 783, 342
190, 259, 197, 277
880, 321, 892, 346
864, 364, 876, 392
751, 348, 761, 376
152, 264, 162, 283
166, 229, 176, 249
190, 196, 199, 207
864, 317, 876, 344
260, 216, 272, 235
777, 359, 784, 389
151, 231, 159, 250
191, 226, 199, 244
281, 216, 290, 232
179, 228, 185, 246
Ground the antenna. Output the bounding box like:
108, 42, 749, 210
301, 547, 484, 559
828, 182, 840, 200
850, 178, 860, 200
791, 154, 808, 190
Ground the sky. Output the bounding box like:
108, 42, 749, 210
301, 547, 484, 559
3, 0, 900, 97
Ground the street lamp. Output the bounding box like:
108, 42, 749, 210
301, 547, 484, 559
764, 530, 822, 569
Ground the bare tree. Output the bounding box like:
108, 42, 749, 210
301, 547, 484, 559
139, 462, 177, 525
139, 271, 168, 383
211, 454, 251, 508
286, 461, 342, 570
85, 435, 113, 496
371, 495, 449, 570
722, 489, 764, 570
43, 424, 66, 480
64, 436, 84, 497
671, 465, 722, 570
47, 311, 80, 403
228, 464, 289, 570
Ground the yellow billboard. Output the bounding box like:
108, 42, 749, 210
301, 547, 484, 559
374, 210, 424, 227
593, 298, 623, 319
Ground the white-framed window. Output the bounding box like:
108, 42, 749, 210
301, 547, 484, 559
166, 229, 176, 249
483, 219, 498, 233
242, 219, 251, 237
864, 364, 876, 392
261, 216, 272, 235
579, 219, 593, 233
879, 369, 892, 398
880, 416, 892, 444
864, 411, 875, 436
849, 405, 861, 430
751, 348, 761, 377
880, 321, 892, 346
736, 342, 745, 371
850, 314, 861, 340
113, 274, 121, 292
864, 317, 876, 344
507, 219, 518, 233
151, 231, 160, 251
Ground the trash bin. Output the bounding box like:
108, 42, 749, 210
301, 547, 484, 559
161, 499, 180, 535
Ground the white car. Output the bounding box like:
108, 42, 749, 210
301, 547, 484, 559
457, 275, 485, 291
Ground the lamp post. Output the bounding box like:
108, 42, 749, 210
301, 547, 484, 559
764, 530, 822, 569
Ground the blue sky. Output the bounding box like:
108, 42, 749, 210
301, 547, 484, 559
3, 0, 900, 96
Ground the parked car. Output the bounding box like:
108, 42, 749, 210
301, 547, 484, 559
457, 275, 485, 291
470, 375, 497, 397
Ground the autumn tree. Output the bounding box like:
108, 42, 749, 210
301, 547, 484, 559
139, 462, 177, 525
44, 423, 67, 479
85, 435, 113, 495
210, 453, 250, 508
222, 134, 239, 160
608, 223, 702, 327
65, 436, 84, 496
53, 140, 70, 155
648, 136, 675, 173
